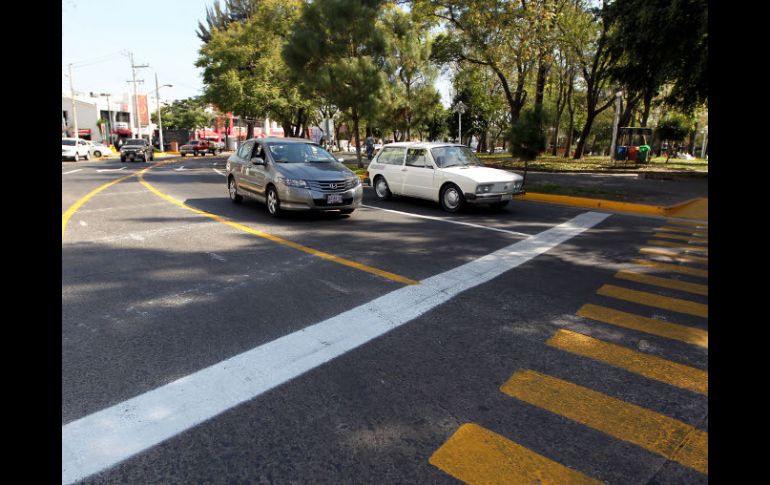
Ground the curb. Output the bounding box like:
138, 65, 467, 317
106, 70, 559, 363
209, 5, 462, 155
521, 193, 706, 219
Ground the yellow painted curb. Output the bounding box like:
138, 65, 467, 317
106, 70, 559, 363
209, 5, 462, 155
521, 193, 707, 220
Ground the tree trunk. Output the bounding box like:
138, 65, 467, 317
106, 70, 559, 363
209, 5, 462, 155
352, 110, 362, 168
246, 121, 254, 140
534, 58, 549, 112
574, 111, 597, 160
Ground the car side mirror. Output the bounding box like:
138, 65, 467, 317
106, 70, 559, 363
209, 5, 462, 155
251, 157, 264, 165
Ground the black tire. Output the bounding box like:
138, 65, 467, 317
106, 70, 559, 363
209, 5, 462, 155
228, 177, 243, 204
374, 176, 392, 200
74, 154, 79, 161
150, 153, 154, 161
181, 153, 186, 157
194, 150, 199, 157
84, 152, 90, 161
266, 185, 282, 217
440, 183, 465, 213
121, 157, 126, 163
340, 209, 355, 215
93, 150, 102, 158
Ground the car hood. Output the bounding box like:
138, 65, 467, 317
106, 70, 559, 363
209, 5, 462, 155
441, 166, 522, 184
276, 162, 353, 180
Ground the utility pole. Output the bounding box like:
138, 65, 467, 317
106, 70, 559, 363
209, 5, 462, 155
127, 51, 149, 139
99, 93, 112, 144
609, 91, 622, 162
155, 74, 173, 152
68, 64, 78, 140
453, 101, 466, 145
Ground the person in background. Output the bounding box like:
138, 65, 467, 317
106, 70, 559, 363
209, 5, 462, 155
365, 135, 375, 161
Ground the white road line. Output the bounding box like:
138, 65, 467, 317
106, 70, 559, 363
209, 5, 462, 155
61, 211, 608, 484
213, 168, 226, 176
62, 169, 83, 175
96, 167, 128, 172
208, 252, 227, 262
361, 204, 532, 237
174, 166, 186, 171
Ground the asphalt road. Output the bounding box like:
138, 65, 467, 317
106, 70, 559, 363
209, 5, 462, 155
62, 155, 708, 484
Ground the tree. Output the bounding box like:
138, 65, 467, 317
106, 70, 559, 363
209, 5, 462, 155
152, 97, 213, 132
196, 0, 261, 43
283, 0, 388, 167
197, 0, 314, 140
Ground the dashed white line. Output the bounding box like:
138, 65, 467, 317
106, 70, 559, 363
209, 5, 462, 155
62, 169, 83, 175
61, 211, 609, 484
361, 204, 533, 237
175, 166, 186, 171
213, 168, 226, 176
96, 167, 128, 172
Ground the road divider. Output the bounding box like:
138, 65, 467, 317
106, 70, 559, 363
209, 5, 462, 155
520, 194, 707, 220
597, 284, 708, 318
614, 269, 708, 295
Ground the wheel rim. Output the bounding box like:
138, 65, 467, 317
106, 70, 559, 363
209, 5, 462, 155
229, 180, 237, 199
376, 179, 388, 198
267, 190, 277, 214
443, 187, 460, 209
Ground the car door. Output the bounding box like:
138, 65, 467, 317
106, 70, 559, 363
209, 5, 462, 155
239, 141, 268, 197
375, 147, 407, 195
401, 148, 436, 200
232, 140, 254, 190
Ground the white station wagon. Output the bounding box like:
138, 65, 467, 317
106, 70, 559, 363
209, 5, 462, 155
367, 142, 525, 212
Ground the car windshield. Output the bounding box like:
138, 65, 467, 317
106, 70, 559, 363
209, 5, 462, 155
430, 146, 484, 168
125, 139, 145, 146
267, 142, 336, 163
62, 140, 76, 146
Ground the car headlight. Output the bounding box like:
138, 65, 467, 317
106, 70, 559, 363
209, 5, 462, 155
476, 184, 493, 194
277, 176, 307, 188
350, 177, 361, 187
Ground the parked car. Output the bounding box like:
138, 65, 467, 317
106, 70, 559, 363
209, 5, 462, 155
87, 141, 112, 158
225, 137, 363, 217
179, 139, 222, 156
62, 138, 91, 161
120, 138, 154, 163
367, 142, 525, 212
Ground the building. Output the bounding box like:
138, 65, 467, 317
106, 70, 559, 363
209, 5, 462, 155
62, 91, 157, 144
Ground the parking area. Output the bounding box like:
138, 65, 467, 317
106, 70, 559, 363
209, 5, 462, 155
62, 156, 707, 484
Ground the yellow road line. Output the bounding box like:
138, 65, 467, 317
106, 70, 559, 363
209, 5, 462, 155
640, 248, 708, 265
62, 172, 138, 239
647, 240, 708, 254
632, 259, 708, 278
429, 423, 602, 485
658, 226, 708, 237
135, 165, 418, 286
597, 284, 707, 318
666, 219, 707, 228
653, 232, 707, 244
547, 329, 708, 395
615, 270, 707, 296
500, 370, 708, 474
577, 304, 707, 348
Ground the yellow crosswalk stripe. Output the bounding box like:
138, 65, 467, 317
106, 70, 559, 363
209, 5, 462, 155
653, 232, 708, 244
597, 284, 707, 318
640, 248, 708, 264
429, 423, 603, 485
647, 240, 708, 254
547, 329, 708, 395
632, 259, 707, 278
500, 370, 708, 474
658, 226, 708, 237
615, 270, 707, 295
577, 304, 707, 347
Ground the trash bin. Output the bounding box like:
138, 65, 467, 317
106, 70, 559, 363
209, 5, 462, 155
615, 145, 628, 160
627, 145, 640, 162
170, 141, 179, 152
637, 145, 651, 163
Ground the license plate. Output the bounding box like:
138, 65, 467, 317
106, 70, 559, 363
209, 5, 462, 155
501, 193, 512, 200
327, 194, 343, 204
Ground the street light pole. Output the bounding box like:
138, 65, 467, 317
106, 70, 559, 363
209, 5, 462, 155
68, 64, 78, 140
453, 101, 466, 145
154, 74, 172, 152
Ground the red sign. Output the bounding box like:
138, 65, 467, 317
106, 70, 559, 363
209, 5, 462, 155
134, 95, 149, 126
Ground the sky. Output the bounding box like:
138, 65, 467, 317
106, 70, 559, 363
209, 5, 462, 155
62, 0, 452, 106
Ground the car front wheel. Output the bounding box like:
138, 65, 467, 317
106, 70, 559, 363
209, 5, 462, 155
94, 150, 102, 158
266, 186, 282, 217
440, 183, 464, 213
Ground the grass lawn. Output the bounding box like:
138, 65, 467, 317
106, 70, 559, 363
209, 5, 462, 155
478, 154, 708, 174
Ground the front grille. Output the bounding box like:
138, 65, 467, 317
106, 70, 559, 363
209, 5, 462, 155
306, 179, 356, 193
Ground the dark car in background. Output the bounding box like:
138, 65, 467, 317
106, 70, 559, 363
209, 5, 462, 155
120, 139, 154, 163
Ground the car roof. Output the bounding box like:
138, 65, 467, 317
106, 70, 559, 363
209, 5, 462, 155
246, 137, 318, 144
381, 141, 465, 150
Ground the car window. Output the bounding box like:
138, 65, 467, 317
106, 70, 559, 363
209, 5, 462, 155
266, 143, 336, 163
237, 141, 254, 159
62, 140, 76, 146
377, 147, 407, 165
405, 149, 430, 168
430, 146, 484, 168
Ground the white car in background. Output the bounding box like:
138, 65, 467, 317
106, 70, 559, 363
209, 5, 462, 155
367, 142, 525, 212
62, 138, 91, 161
86, 141, 113, 158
